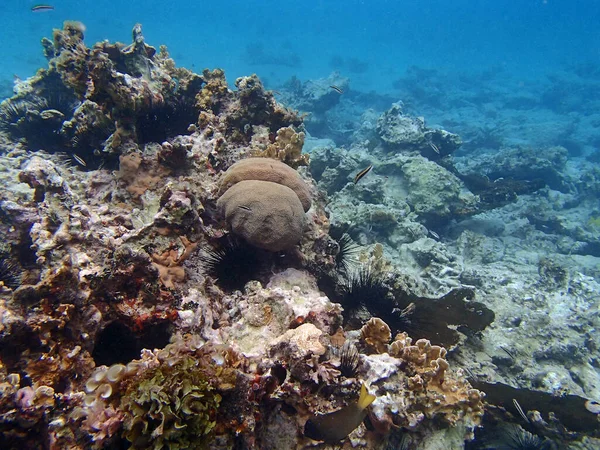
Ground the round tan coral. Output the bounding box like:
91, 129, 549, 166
218, 157, 312, 212
217, 180, 306, 251
360, 317, 392, 354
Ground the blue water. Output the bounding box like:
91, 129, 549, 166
1, 0, 599, 92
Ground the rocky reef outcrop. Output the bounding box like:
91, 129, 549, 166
0, 22, 503, 450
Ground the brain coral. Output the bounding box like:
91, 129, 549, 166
217, 179, 306, 251
218, 157, 312, 212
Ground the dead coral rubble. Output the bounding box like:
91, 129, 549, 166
376, 101, 462, 158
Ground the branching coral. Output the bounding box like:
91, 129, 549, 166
253, 126, 309, 168
362, 326, 485, 433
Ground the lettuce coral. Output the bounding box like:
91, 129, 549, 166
120, 355, 222, 449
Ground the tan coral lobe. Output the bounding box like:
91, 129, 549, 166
218, 157, 312, 212
360, 317, 391, 354
217, 180, 306, 251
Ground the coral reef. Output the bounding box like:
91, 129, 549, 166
252, 126, 309, 168
356, 320, 485, 438
0, 22, 322, 449
1, 16, 597, 450
295, 60, 600, 449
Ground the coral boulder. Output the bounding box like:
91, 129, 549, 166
217, 158, 312, 251
217, 180, 305, 251
218, 158, 312, 212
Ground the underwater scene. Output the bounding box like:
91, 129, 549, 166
0, 1, 599, 449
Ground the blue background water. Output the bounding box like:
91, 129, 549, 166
1, 0, 599, 93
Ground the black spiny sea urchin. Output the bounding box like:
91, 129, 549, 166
0, 253, 22, 290
135, 95, 198, 145
0, 98, 43, 133
338, 342, 360, 378
384, 430, 410, 450
340, 265, 390, 322
0, 88, 80, 151
500, 425, 552, 450
335, 233, 360, 274
200, 238, 264, 292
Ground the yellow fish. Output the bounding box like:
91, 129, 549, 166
304, 383, 376, 442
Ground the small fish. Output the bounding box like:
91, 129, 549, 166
238, 205, 251, 211
499, 345, 516, 360
72, 154, 87, 167
428, 142, 440, 154
428, 229, 440, 240
31, 5, 54, 12
329, 85, 344, 94
513, 398, 529, 423
353, 164, 373, 184
304, 383, 376, 443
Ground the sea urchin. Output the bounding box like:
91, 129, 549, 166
335, 233, 360, 274
338, 342, 360, 378
500, 425, 552, 450
340, 265, 390, 322
0, 254, 22, 290
199, 238, 264, 292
